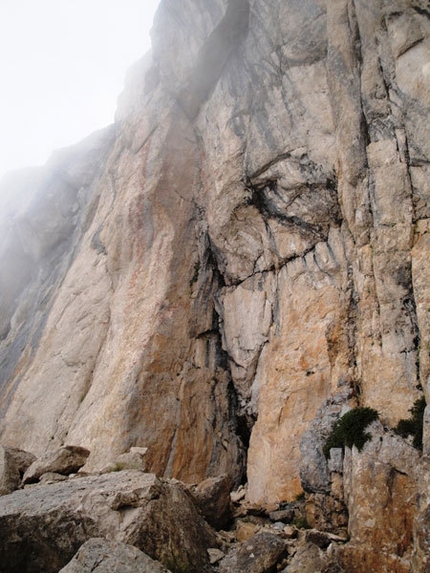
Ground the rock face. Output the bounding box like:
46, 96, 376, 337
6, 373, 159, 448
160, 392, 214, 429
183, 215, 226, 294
0, 0, 429, 571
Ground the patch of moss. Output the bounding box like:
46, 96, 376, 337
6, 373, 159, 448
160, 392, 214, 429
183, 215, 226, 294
106, 462, 126, 473
293, 516, 311, 529
323, 407, 379, 459
163, 554, 190, 573
394, 396, 426, 450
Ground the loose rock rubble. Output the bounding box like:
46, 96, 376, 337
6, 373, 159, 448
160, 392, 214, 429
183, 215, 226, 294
0, 444, 349, 573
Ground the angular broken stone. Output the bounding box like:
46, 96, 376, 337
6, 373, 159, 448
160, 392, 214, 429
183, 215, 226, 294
59, 538, 171, 572
189, 474, 233, 529
285, 541, 343, 573
269, 508, 295, 523
304, 528, 333, 549
282, 525, 298, 539
235, 520, 261, 542
219, 531, 287, 573
0, 446, 36, 496
230, 485, 247, 504
207, 547, 225, 565
22, 445, 90, 484
0, 470, 216, 573
38, 472, 69, 484
100, 447, 148, 473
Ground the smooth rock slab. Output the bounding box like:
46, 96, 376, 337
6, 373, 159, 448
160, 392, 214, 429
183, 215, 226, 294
59, 538, 171, 573
0, 470, 216, 573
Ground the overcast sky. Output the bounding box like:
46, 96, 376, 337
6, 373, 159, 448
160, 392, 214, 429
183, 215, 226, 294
0, 0, 161, 179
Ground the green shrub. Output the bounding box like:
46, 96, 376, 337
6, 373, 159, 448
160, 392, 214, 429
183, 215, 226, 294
293, 516, 311, 529
394, 396, 426, 450
323, 407, 379, 459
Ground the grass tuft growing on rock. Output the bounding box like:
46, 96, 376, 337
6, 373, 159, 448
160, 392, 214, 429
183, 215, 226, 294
323, 407, 379, 459
394, 396, 426, 450
293, 516, 311, 529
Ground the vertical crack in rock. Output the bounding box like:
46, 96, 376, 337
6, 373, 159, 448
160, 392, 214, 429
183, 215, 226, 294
0, 2, 428, 570
178, 0, 250, 119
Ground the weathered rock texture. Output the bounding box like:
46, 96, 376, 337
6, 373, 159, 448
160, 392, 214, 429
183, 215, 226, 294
218, 531, 287, 573
0, 446, 36, 496
59, 538, 171, 573
0, 471, 215, 573
22, 445, 90, 484
0, 0, 429, 571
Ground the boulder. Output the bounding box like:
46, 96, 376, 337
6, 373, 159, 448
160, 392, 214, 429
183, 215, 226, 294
39, 472, 69, 484
269, 508, 295, 524
22, 445, 90, 484
303, 529, 333, 550
235, 520, 261, 542
230, 485, 247, 504
59, 538, 171, 573
0, 470, 216, 573
219, 531, 287, 573
283, 541, 343, 573
0, 446, 36, 495
99, 447, 148, 473
207, 548, 225, 565
189, 474, 233, 529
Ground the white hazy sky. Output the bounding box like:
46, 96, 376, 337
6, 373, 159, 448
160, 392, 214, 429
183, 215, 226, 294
0, 0, 161, 178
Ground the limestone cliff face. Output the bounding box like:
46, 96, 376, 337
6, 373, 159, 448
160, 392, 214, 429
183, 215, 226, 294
0, 0, 429, 570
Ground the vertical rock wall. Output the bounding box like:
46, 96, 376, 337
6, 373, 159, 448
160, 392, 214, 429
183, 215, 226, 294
0, 1, 429, 568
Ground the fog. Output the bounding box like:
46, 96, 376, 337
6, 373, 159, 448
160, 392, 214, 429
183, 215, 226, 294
0, 0, 161, 179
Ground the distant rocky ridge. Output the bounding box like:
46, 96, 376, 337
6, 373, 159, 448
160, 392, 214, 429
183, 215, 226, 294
0, 0, 429, 571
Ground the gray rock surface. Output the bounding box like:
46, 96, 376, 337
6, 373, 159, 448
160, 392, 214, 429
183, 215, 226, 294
219, 531, 287, 573
59, 538, 171, 573
0, 446, 36, 495
338, 422, 425, 573
299, 392, 352, 495
284, 541, 344, 573
188, 474, 233, 529
0, 470, 215, 573
22, 445, 90, 484
0, 0, 428, 571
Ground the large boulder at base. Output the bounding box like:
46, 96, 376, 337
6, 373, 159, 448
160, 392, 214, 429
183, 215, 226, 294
0, 446, 36, 495
188, 474, 233, 529
59, 538, 171, 573
22, 445, 90, 484
0, 470, 216, 573
283, 541, 344, 573
219, 531, 287, 573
